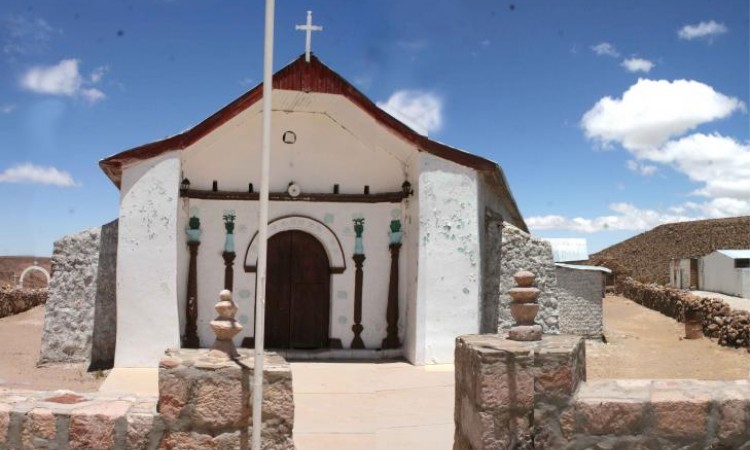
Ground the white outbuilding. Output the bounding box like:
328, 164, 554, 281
100, 54, 527, 368
699, 250, 750, 299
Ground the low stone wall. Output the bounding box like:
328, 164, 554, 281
0, 389, 159, 450
454, 334, 750, 449
0, 287, 47, 319
620, 277, 750, 349
567, 379, 750, 448
0, 350, 294, 449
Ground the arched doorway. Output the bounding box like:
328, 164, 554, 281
261, 230, 331, 349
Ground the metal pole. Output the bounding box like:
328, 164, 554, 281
252, 0, 275, 448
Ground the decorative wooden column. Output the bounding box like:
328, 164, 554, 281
222, 251, 236, 291
382, 243, 401, 349
351, 254, 366, 349
184, 241, 200, 348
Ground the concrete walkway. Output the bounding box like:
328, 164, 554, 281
98, 360, 455, 449
291, 360, 454, 450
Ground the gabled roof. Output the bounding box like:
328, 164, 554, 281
99, 53, 526, 231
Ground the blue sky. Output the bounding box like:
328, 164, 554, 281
0, 0, 747, 256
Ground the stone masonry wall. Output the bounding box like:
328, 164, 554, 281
497, 224, 561, 334
455, 333, 750, 449
0, 351, 294, 450
621, 277, 750, 350
39, 220, 118, 368
555, 267, 603, 337
0, 287, 47, 319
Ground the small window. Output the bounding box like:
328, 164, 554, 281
736, 259, 750, 269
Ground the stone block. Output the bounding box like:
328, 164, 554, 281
717, 398, 747, 442
157, 371, 191, 426
158, 431, 217, 450
459, 395, 510, 449
21, 407, 56, 447
69, 400, 131, 450
577, 399, 644, 436
127, 413, 156, 449
651, 390, 710, 439
191, 371, 247, 430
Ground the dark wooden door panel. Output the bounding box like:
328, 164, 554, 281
265, 231, 292, 348
260, 230, 330, 349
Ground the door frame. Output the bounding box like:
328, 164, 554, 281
244, 215, 346, 273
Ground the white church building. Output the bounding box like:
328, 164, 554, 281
100, 54, 527, 367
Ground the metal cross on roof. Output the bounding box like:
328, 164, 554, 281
295, 11, 323, 63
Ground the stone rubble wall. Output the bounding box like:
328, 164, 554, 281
454, 334, 750, 449
38, 220, 118, 369
620, 277, 750, 349
555, 267, 603, 338
0, 287, 47, 319
497, 224, 561, 334
0, 351, 295, 450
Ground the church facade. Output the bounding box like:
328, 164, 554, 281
100, 55, 527, 367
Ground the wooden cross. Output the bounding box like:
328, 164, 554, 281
295, 11, 323, 63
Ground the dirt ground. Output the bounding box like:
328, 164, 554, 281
587, 295, 750, 380
1, 297, 750, 392
0, 306, 104, 392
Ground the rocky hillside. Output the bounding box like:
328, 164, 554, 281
589, 216, 750, 284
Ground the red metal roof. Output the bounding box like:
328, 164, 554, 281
99, 54, 527, 231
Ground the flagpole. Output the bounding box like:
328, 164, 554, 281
252, 0, 275, 448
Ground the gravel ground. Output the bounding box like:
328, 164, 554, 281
587, 295, 750, 380
0, 305, 104, 392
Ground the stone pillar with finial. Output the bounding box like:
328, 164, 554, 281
208, 289, 243, 359
508, 270, 543, 341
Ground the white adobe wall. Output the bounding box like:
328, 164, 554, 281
115, 151, 182, 368
414, 153, 482, 364
702, 252, 742, 297
403, 152, 423, 364
181, 93, 411, 194
183, 199, 408, 351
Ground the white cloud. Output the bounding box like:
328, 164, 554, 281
20, 59, 107, 104
89, 65, 108, 83
626, 160, 657, 176
1, 15, 59, 57
0, 163, 76, 187
591, 42, 619, 57
621, 58, 654, 73
678, 20, 728, 40
527, 203, 697, 233
377, 90, 442, 135
1, 103, 16, 114
581, 79, 744, 151
644, 133, 750, 200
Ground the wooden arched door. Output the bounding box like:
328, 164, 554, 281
262, 230, 330, 349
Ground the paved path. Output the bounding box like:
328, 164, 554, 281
691, 290, 750, 313
291, 361, 454, 450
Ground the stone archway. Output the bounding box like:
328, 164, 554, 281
243, 215, 346, 273
18, 264, 51, 288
